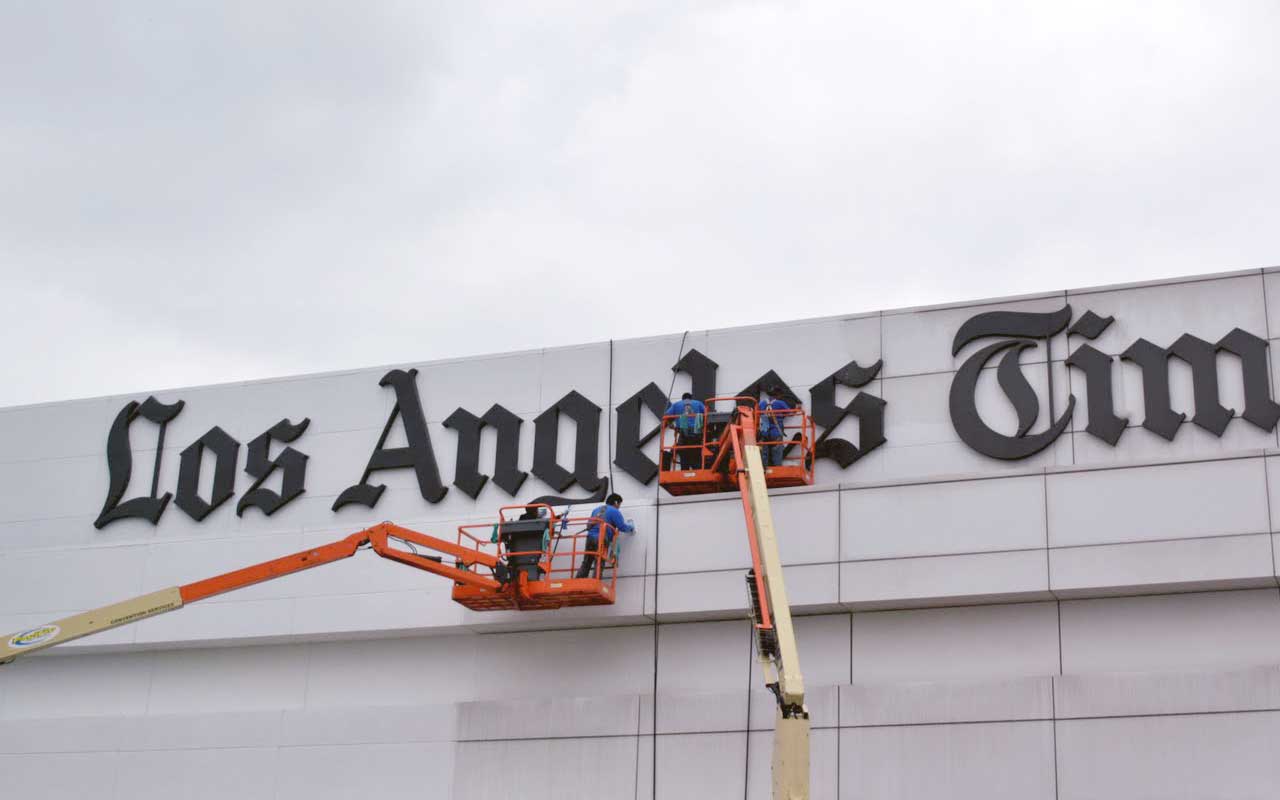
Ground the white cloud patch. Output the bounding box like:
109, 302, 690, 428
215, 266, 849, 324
1, 1, 1277, 406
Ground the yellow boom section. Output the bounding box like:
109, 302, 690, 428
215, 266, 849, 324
1, 588, 184, 665
740, 443, 810, 800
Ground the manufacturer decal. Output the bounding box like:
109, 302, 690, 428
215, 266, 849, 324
8, 624, 60, 649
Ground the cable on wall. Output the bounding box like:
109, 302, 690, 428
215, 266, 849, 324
644, 328, 690, 799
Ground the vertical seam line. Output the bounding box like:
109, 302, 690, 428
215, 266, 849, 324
1260, 272, 1278, 450
1050, 674, 1061, 800
743, 625, 753, 800
1264, 457, 1279, 593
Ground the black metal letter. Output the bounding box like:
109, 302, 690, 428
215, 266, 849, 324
527, 479, 611, 509
613, 382, 668, 485
738, 371, 800, 405
1064, 345, 1127, 445
613, 348, 721, 486
673, 349, 718, 402
1217, 328, 1280, 431
175, 426, 241, 521
532, 391, 603, 493
237, 418, 311, 517
949, 306, 1074, 460
94, 396, 185, 529
1121, 336, 1225, 440
809, 360, 886, 468
952, 307, 1073, 354
1064, 311, 1127, 446
443, 404, 528, 499
333, 369, 448, 510
1120, 328, 1280, 441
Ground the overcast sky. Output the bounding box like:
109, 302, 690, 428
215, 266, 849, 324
1, 1, 1277, 408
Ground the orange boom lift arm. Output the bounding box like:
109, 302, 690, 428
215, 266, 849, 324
1, 522, 497, 664
2, 508, 622, 665
182, 522, 501, 605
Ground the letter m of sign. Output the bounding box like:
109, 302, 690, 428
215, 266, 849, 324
1121, 329, 1280, 441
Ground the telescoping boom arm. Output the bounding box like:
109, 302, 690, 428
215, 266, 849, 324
661, 397, 813, 799
721, 409, 810, 799
0, 522, 499, 665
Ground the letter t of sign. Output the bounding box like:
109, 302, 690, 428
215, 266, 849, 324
948, 307, 1075, 460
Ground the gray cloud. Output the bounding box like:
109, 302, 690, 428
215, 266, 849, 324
1, 1, 1277, 407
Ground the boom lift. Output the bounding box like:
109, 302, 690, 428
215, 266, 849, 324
659, 395, 816, 800
1, 394, 816, 799
1, 507, 620, 664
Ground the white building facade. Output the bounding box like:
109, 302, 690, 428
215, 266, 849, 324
3, 267, 1280, 799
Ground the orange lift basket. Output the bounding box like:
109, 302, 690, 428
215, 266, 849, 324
658, 395, 815, 496
450, 505, 620, 611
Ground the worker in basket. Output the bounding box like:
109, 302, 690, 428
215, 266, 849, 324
664, 391, 707, 469
759, 385, 792, 467
575, 493, 635, 579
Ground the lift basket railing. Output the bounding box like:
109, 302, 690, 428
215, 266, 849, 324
453, 506, 618, 588
659, 395, 815, 482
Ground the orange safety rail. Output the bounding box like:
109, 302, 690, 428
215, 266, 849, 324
544, 516, 619, 581
447, 505, 545, 610
450, 506, 619, 611
658, 395, 742, 495
659, 418, 711, 470
450, 504, 558, 582
754, 405, 816, 488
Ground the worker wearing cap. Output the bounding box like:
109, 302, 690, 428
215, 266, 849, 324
663, 392, 707, 469
575, 493, 635, 579
758, 386, 792, 467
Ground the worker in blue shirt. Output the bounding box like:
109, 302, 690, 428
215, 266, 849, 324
663, 392, 707, 469
575, 493, 635, 579
758, 385, 792, 467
